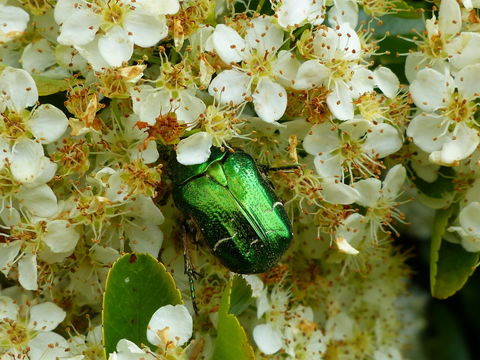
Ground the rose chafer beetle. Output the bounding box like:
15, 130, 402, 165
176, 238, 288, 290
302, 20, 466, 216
170, 147, 293, 274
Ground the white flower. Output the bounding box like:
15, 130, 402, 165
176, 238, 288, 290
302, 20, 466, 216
0, 297, 69, 359
407, 66, 480, 165
0, 67, 68, 144
68, 325, 103, 358
146, 304, 193, 347
0, 3, 29, 43
131, 85, 206, 129
54, 0, 179, 69
303, 119, 402, 182
208, 17, 290, 123
293, 25, 395, 120
352, 164, 406, 241
405, 0, 461, 81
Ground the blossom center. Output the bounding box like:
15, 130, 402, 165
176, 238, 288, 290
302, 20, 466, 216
445, 93, 477, 123
102, 1, 128, 27
243, 50, 273, 78
0, 319, 30, 348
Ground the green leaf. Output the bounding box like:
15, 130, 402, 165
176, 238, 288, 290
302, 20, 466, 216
229, 276, 253, 316
430, 208, 479, 298
102, 253, 182, 356
32, 75, 69, 96
211, 277, 255, 360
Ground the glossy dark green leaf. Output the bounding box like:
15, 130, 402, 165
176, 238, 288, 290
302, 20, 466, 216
102, 253, 182, 355
431, 241, 479, 299
430, 207, 479, 298
211, 277, 255, 360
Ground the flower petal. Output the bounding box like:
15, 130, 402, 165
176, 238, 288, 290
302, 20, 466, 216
253, 78, 287, 123
293, 60, 329, 90
18, 252, 38, 291
0, 240, 21, 276
176, 91, 206, 127
74, 36, 110, 71
352, 178, 381, 207
29, 302, 66, 331
429, 123, 479, 164
43, 220, 80, 254
334, 23, 361, 60
10, 139, 45, 184
98, 26, 134, 67
383, 164, 406, 198
125, 221, 163, 258
446, 32, 480, 70
350, 67, 375, 98
314, 153, 343, 180
459, 202, 480, 235
363, 123, 402, 158
16, 184, 58, 218
373, 66, 399, 98
328, 0, 358, 28
438, 0, 461, 36
124, 11, 168, 47
276, 0, 312, 27
303, 122, 340, 155
322, 182, 360, 204
410, 68, 450, 112
28, 332, 69, 360
29, 104, 68, 144
57, 9, 101, 46
272, 50, 300, 88
335, 236, 359, 255
0, 295, 18, 320
176, 132, 213, 165
0, 67, 38, 111
147, 304, 193, 346
211, 24, 247, 64
21, 39, 56, 74
0, 5, 29, 42
406, 114, 448, 153
208, 69, 251, 105
253, 324, 283, 355
327, 81, 353, 120
246, 17, 283, 54
456, 63, 480, 99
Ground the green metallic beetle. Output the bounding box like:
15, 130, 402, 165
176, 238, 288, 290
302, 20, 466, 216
170, 147, 293, 274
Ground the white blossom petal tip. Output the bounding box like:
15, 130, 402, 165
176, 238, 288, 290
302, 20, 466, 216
176, 132, 213, 165
147, 304, 193, 347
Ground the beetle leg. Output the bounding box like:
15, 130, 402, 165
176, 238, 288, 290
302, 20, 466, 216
182, 223, 200, 315
266, 164, 304, 173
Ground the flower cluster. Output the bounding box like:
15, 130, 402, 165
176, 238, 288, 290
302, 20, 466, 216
2, 0, 478, 358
